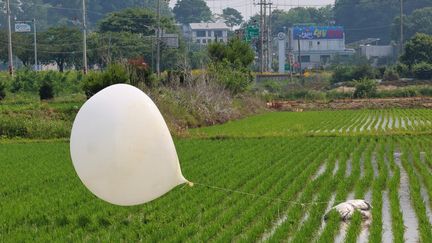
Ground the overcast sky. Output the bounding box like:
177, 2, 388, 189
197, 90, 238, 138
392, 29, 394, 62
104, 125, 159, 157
170, 0, 335, 21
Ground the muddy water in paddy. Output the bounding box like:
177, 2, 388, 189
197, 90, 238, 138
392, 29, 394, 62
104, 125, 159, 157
419, 152, 432, 224
333, 160, 339, 176
381, 116, 388, 130
357, 190, 373, 243
374, 115, 382, 131
316, 193, 336, 241
334, 192, 355, 243
312, 162, 327, 181
388, 117, 393, 129
382, 190, 393, 243
394, 152, 419, 242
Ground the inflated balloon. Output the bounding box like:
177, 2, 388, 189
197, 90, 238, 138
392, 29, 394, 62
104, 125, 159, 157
70, 84, 189, 206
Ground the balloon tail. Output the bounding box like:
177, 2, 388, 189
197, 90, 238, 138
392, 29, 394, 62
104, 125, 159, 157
187, 181, 194, 187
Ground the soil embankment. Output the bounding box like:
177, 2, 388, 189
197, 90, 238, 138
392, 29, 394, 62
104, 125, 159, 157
268, 97, 432, 111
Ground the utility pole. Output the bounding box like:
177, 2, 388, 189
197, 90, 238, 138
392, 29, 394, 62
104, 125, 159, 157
6, 0, 13, 75
33, 19, 38, 71
82, 0, 88, 74
259, 0, 264, 73
297, 35, 302, 76
263, 0, 267, 72
267, 2, 272, 72
400, 0, 404, 54
156, 0, 161, 77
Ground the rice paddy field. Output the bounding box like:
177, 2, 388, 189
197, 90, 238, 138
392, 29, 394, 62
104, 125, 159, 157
1, 109, 432, 242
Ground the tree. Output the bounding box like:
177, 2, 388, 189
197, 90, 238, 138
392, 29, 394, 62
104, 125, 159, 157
87, 32, 152, 68
335, 0, 432, 44
400, 33, 432, 68
98, 8, 157, 35
222, 8, 243, 28
208, 37, 254, 67
38, 26, 83, 72
392, 7, 432, 42
173, 0, 212, 24
266, 6, 334, 34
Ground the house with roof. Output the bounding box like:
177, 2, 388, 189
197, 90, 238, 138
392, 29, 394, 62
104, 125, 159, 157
183, 22, 230, 45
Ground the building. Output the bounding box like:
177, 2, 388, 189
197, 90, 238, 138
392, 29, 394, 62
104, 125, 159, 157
359, 44, 397, 66
288, 25, 355, 70
185, 23, 230, 45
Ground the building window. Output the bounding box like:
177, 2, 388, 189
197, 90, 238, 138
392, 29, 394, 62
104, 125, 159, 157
214, 30, 223, 37
208, 31, 212, 37
196, 30, 206, 37
300, 55, 310, 62
202, 39, 207, 44
196, 39, 200, 44
208, 39, 212, 43
320, 55, 331, 64
309, 41, 313, 48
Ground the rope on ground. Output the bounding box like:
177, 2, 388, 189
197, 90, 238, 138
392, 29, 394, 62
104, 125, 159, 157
191, 182, 340, 207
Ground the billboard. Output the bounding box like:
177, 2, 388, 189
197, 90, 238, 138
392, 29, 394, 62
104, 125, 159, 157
15, 23, 32, 32
293, 26, 344, 40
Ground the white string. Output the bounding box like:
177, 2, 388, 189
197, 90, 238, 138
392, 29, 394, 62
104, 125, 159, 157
192, 182, 340, 206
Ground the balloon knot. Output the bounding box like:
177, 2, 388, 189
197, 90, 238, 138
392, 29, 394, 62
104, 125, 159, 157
187, 181, 194, 187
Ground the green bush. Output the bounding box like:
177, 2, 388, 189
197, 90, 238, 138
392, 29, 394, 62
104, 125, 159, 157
332, 66, 354, 83
332, 64, 377, 83
353, 78, 377, 99
39, 78, 54, 100
207, 61, 253, 94
395, 63, 410, 77
413, 62, 432, 80
383, 68, 400, 81
81, 64, 129, 98
11, 69, 40, 93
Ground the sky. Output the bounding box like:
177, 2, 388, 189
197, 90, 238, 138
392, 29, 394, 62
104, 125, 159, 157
169, 0, 335, 21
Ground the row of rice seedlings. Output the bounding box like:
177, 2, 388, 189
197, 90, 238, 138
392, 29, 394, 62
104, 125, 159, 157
206, 138, 338, 242
344, 139, 376, 242
291, 139, 371, 243
264, 153, 340, 242
316, 138, 367, 242
176, 138, 330, 241
400, 138, 432, 241
75, 139, 254, 241
386, 138, 404, 243
239, 146, 340, 242
225, 140, 341, 242
246, 145, 339, 241
88, 139, 279, 242
410, 136, 432, 205
271, 141, 361, 241
367, 140, 387, 242
166, 138, 310, 241
338, 110, 362, 134
401, 139, 432, 239
409, 138, 432, 223
344, 110, 368, 133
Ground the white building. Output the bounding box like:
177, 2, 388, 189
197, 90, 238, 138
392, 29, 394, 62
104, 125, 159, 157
288, 26, 355, 69
185, 23, 230, 45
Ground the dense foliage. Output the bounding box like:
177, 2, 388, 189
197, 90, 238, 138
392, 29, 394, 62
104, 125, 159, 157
173, 0, 212, 24
81, 64, 129, 98
412, 62, 432, 80
401, 33, 432, 68
353, 78, 377, 99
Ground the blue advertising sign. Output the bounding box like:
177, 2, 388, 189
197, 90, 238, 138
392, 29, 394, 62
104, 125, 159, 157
293, 26, 344, 40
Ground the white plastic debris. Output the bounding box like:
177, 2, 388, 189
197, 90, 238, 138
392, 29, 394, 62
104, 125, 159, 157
325, 199, 372, 221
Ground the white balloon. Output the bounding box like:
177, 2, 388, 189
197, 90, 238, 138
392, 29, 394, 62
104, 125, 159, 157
70, 84, 188, 206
